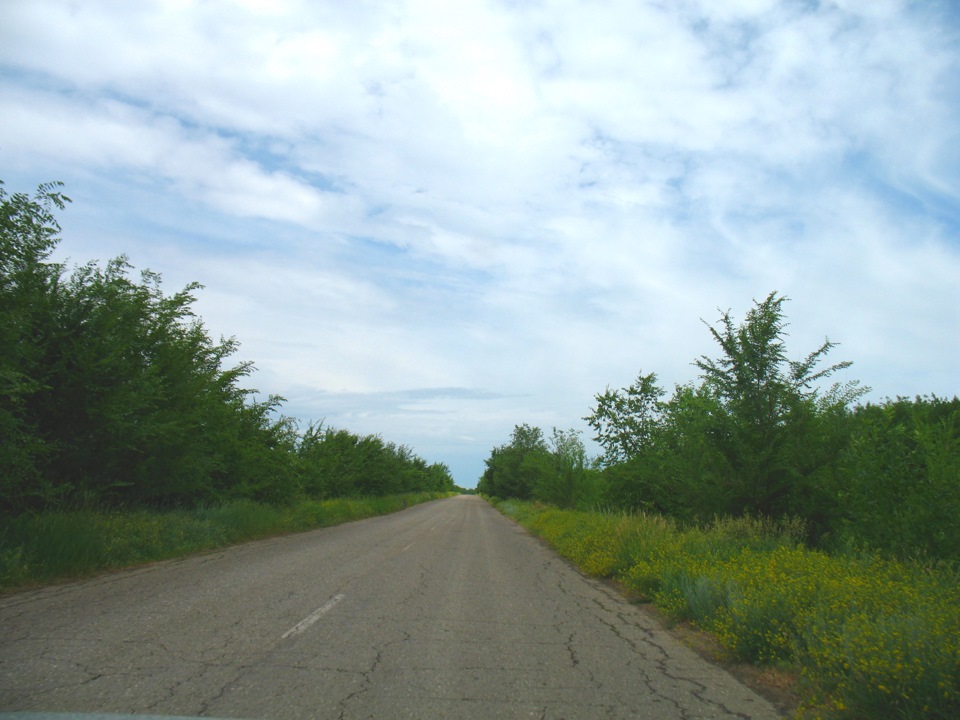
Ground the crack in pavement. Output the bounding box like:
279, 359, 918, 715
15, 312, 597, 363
335, 630, 412, 720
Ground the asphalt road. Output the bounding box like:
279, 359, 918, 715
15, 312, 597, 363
0, 496, 783, 719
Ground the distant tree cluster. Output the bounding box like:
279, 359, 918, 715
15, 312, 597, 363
298, 423, 455, 498
0, 181, 453, 514
480, 291, 960, 561
477, 424, 602, 509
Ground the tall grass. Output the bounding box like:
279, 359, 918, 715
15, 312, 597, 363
0, 492, 452, 590
494, 499, 959, 720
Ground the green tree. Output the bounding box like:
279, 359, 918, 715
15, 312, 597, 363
693, 292, 866, 518
0, 181, 301, 510
585, 292, 866, 530
0, 178, 457, 512
298, 423, 452, 498
836, 396, 960, 559
478, 424, 550, 499
584, 371, 664, 466
0, 181, 70, 508
533, 427, 601, 509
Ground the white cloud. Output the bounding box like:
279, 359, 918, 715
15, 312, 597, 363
2, 0, 958, 485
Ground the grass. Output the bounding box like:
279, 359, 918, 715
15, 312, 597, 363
492, 499, 959, 720
0, 492, 453, 591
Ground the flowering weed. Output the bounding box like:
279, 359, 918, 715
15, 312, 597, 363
495, 499, 959, 719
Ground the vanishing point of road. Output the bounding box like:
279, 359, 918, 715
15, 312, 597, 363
0, 496, 783, 719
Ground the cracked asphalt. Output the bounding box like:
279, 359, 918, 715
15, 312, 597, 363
0, 496, 783, 719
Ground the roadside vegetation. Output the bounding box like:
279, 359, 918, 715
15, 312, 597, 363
1, 181, 455, 587
0, 492, 452, 590
494, 500, 958, 720
480, 291, 959, 718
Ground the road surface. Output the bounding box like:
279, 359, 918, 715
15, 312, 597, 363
0, 496, 782, 719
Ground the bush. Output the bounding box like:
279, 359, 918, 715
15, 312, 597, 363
833, 396, 960, 561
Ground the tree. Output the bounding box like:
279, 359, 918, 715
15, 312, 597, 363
424, 462, 455, 492
534, 427, 601, 509
1, 181, 300, 509
693, 291, 866, 517
297, 422, 452, 498
1, 179, 452, 512
584, 371, 664, 466
581, 292, 868, 528
478, 424, 550, 499
836, 396, 960, 559
0, 181, 70, 508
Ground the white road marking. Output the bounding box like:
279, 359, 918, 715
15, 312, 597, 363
282, 594, 345, 639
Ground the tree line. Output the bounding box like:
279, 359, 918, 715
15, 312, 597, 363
0, 181, 453, 514
479, 291, 959, 561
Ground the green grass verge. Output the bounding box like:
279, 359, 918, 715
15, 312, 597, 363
0, 492, 454, 591
492, 498, 959, 720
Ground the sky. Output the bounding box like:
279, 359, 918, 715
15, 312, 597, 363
2, 0, 959, 488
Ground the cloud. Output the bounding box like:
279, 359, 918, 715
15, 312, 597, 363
0, 84, 366, 229
2, 0, 958, 485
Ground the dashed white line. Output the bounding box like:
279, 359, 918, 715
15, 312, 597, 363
282, 593, 345, 639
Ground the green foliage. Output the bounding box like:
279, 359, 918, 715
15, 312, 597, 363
298, 422, 454, 499
833, 396, 960, 560
534, 428, 604, 509
502, 291, 958, 559
579, 292, 876, 545
478, 424, 603, 508
477, 423, 550, 499
602, 383, 733, 518
692, 291, 866, 519
0, 181, 70, 509
584, 371, 664, 466
0, 180, 453, 515
1, 239, 298, 509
